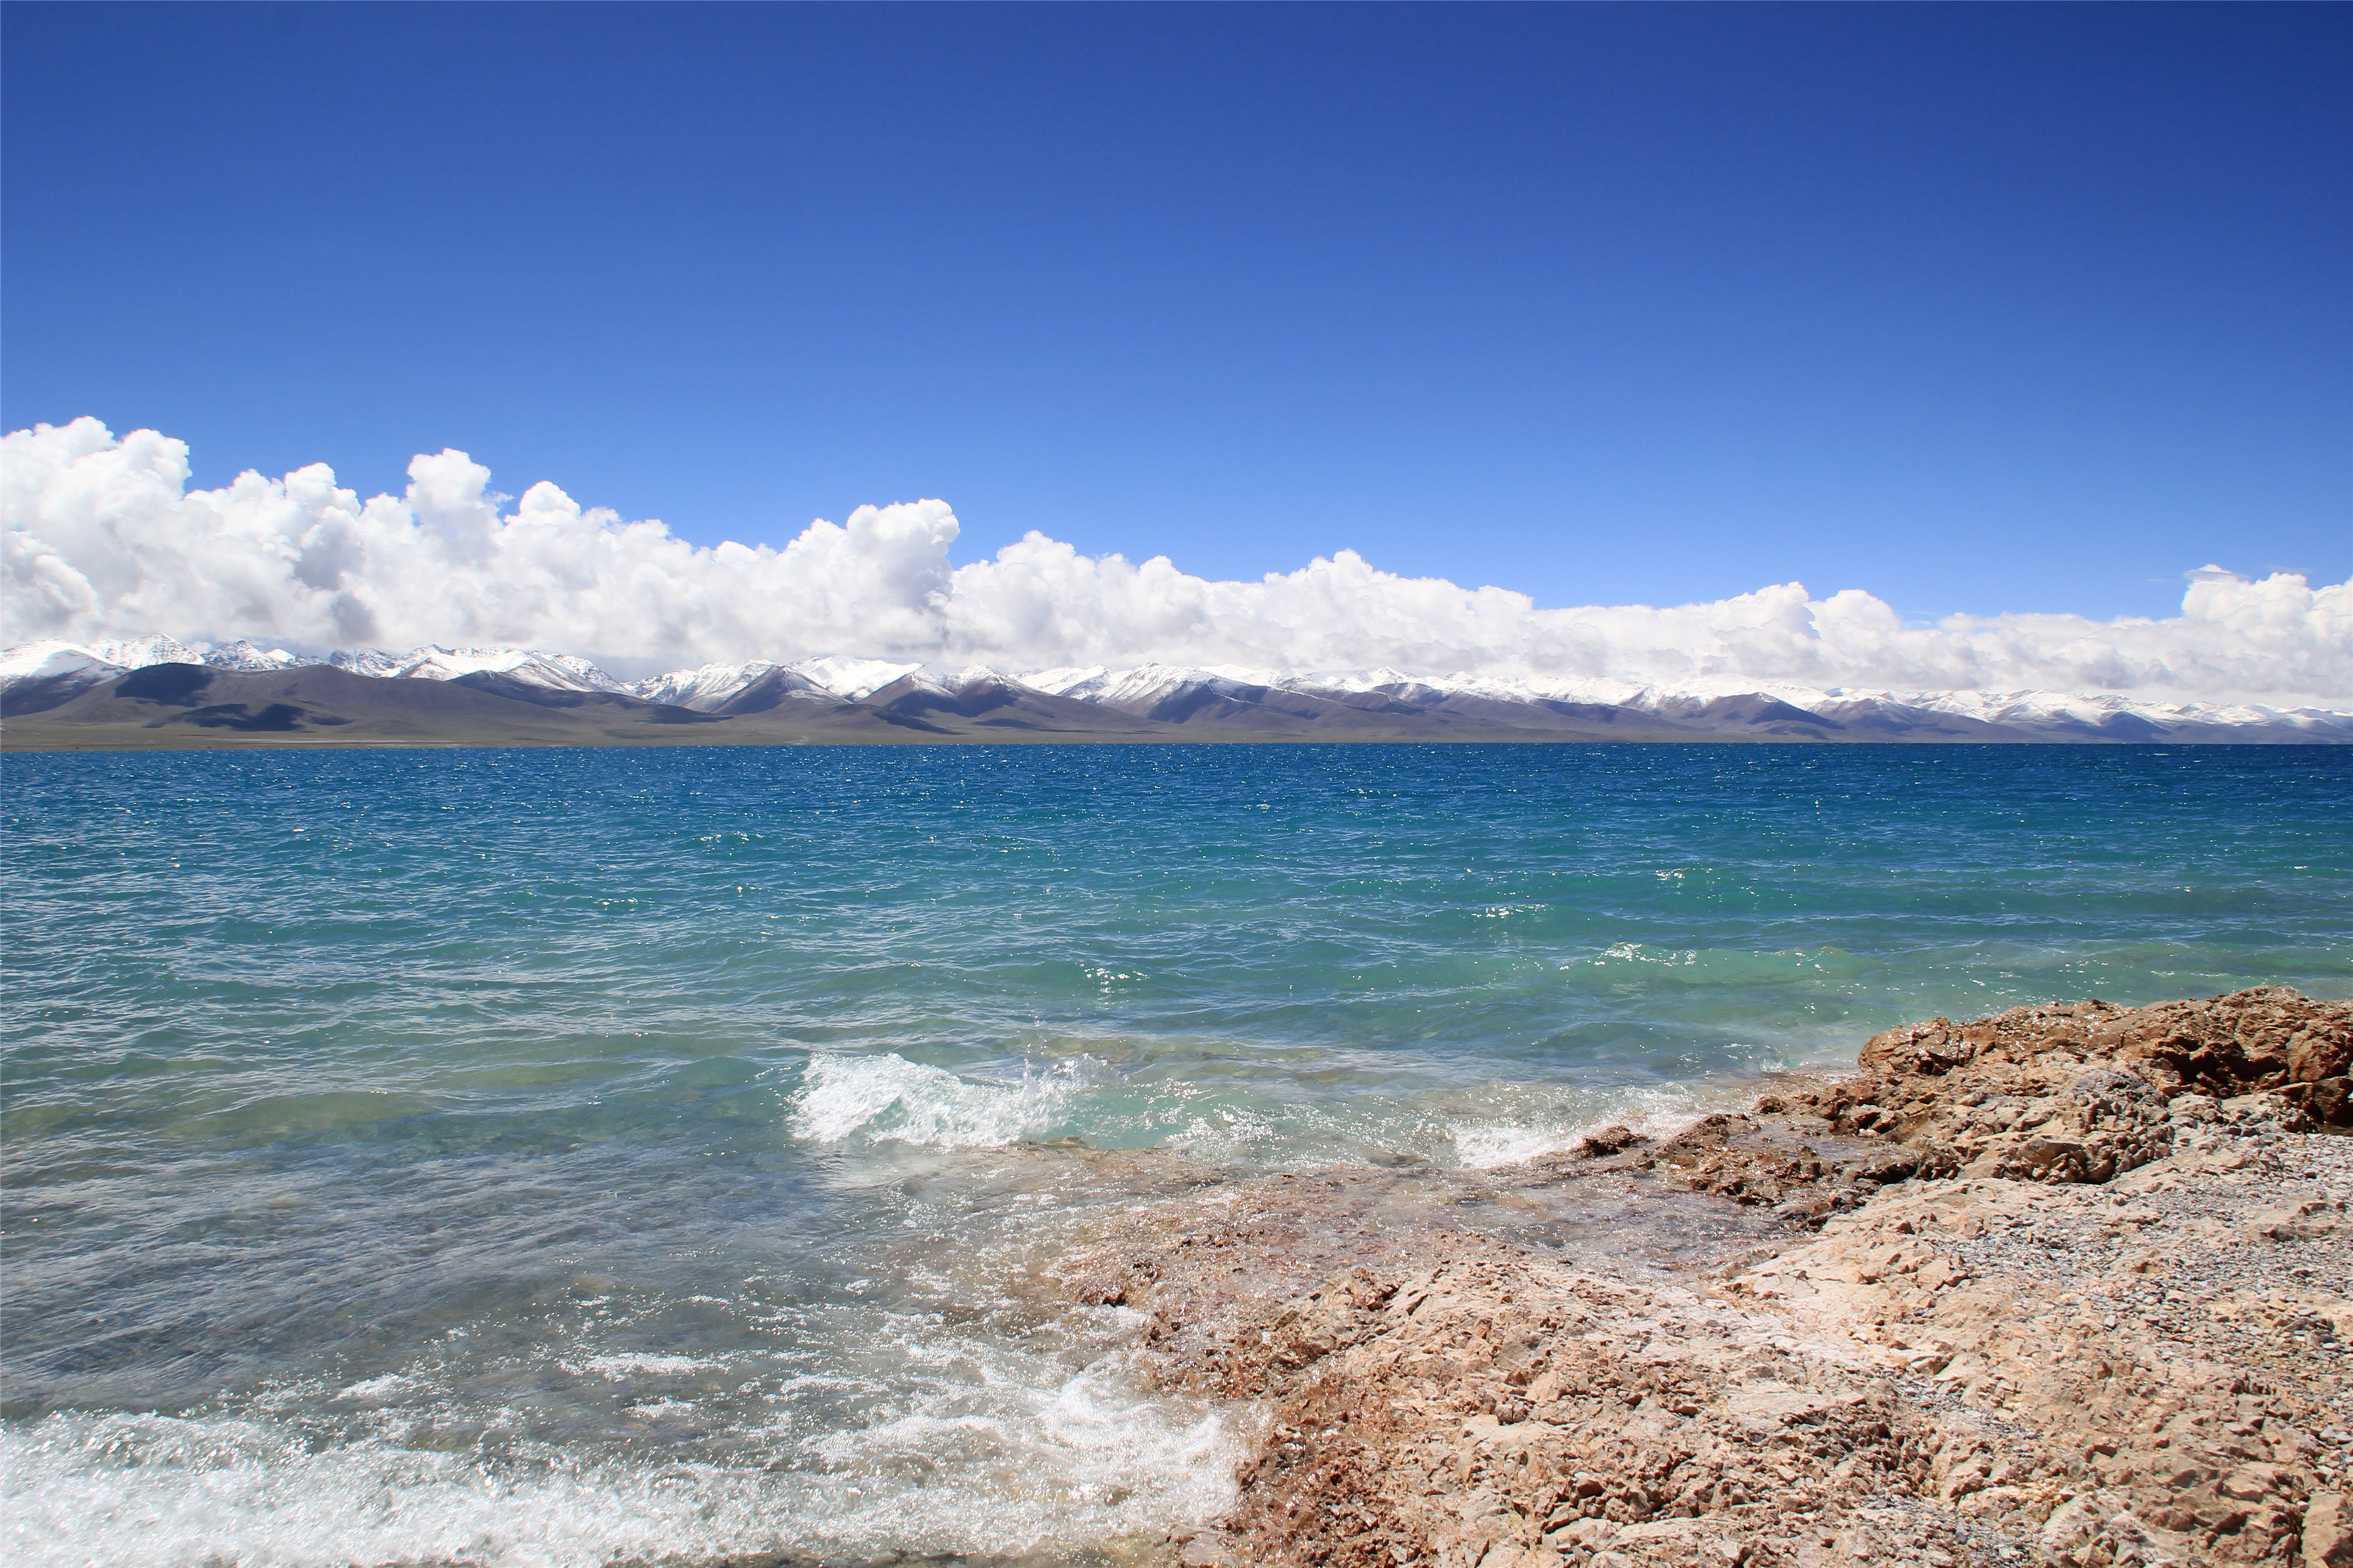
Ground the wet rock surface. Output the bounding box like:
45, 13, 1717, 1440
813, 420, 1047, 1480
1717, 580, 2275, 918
1050, 989, 2353, 1568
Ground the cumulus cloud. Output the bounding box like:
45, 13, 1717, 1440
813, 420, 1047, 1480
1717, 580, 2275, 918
4, 417, 2347, 701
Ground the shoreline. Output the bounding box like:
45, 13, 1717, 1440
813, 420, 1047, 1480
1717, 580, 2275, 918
1037, 987, 2353, 1568
23, 990, 2348, 1568
17, 730, 2338, 753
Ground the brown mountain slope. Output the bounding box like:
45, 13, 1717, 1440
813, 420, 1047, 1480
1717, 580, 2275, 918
0, 664, 974, 749
0, 663, 1682, 749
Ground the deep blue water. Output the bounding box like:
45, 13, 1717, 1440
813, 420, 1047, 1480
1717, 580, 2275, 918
3, 743, 2346, 1565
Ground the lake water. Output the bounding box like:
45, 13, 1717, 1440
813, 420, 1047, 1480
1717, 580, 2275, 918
3, 742, 2346, 1566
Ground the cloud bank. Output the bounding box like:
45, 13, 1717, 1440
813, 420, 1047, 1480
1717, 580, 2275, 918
4, 418, 2347, 701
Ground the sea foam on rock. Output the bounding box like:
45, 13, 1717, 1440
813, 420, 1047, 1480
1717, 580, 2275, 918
1049, 988, 2353, 1568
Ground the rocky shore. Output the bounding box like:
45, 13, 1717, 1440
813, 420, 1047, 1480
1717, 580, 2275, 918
1049, 987, 2353, 1568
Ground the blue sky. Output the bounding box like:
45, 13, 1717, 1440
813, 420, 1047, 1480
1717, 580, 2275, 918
4, 2, 2346, 623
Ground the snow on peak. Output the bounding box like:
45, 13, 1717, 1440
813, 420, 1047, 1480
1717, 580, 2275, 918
326, 648, 407, 679
791, 656, 924, 701
624, 660, 782, 711
5, 631, 2347, 738
86, 634, 207, 669
1076, 663, 1284, 708
0, 634, 233, 692
203, 640, 312, 672
324, 645, 627, 692
1020, 665, 1109, 698
0, 639, 121, 683
880, 664, 1026, 696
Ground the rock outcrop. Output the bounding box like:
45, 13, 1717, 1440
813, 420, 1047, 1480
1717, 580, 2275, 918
1051, 989, 2353, 1568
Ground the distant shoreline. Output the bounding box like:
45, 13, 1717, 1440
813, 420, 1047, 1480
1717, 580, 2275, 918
5, 660, 2347, 751
12, 729, 2353, 753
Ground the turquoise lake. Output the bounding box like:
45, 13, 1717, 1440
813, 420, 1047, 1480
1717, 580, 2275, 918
3, 742, 2347, 1565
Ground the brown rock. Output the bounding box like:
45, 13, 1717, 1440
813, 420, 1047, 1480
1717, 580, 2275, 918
1037, 988, 2353, 1567
1580, 1124, 1648, 1157
2307, 1494, 2353, 1568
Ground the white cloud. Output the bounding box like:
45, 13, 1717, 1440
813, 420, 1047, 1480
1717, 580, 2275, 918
4, 417, 2347, 701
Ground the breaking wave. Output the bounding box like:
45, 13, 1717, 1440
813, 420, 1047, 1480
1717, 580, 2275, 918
1448, 1083, 1736, 1171
789, 1053, 1097, 1149
1, 1362, 1240, 1568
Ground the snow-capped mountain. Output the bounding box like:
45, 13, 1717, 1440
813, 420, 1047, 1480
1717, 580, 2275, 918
0, 636, 633, 710
1001, 662, 2353, 741
0, 635, 296, 710
792, 656, 924, 702
624, 660, 783, 709
323, 648, 407, 679
0, 640, 138, 712
204, 640, 315, 672
329, 645, 629, 692
84, 634, 212, 668
4, 632, 2347, 741
622, 656, 921, 710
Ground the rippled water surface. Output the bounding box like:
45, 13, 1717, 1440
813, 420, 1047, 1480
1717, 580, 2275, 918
4, 743, 2347, 1564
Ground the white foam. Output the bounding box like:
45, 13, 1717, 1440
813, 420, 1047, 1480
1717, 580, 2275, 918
578, 1353, 715, 1378
1449, 1086, 1736, 1171
0, 1411, 760, 1568
790, 1053, 1092, 1149
1, 1371, 1240, 1568
1451, 1122, 1583, 1170
626, 1398, 702, 1420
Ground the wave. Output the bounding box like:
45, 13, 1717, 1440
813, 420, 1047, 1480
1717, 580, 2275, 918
1, 1367, 1240, 1567
3, 1411, 772, 1568
1450, 1103, 1714, 1172
1578, 942, 1879, 988
785, 1048, 1775, 1174
788, 1053, 1096, 1149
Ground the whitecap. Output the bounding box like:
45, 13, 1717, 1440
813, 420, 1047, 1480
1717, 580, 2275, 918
1451, 1122, 1582, 1170
789, 1053, 1091, 1149
1449, 1087, 1734, 1170
0, 1370, 1241, 1568
579, 1353, 716, 1378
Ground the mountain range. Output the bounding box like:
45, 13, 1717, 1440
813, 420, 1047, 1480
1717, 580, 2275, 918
3, 635, 2347, 748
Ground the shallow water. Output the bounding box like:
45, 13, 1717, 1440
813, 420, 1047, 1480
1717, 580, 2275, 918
3, 742, 2346, 1565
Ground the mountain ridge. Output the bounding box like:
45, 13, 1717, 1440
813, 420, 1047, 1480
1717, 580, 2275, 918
4, 635, 2347, 746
